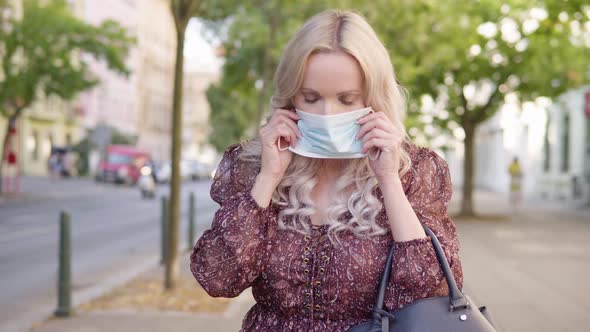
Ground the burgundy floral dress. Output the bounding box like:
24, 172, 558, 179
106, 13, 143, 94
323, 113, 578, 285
190, 142, 463, 331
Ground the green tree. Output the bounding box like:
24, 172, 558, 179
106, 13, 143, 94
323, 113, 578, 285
206, 0, 328, 151
203, 1, 589, 217
361, 0, 589, 217
0, 0, 133, 192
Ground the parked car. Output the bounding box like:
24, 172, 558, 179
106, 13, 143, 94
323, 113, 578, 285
95, 145, 151, 185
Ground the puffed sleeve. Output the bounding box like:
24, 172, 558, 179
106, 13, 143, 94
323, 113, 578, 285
386, 148, 463, 306
190, 143, 275, 298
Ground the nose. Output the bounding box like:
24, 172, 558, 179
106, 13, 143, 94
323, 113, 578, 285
322, 101, 338, 115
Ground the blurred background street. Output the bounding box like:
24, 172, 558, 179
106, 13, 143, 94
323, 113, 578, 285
0, 177, 217, 331
1, 0, 589, 331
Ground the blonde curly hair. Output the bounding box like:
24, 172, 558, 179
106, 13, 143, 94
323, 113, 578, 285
239, 9, 412, 242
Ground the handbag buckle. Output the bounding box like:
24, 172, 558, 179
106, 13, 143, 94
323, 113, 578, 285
449, 298, 470, 312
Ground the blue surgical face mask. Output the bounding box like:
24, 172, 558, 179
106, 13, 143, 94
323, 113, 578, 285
282, 107, 373, 159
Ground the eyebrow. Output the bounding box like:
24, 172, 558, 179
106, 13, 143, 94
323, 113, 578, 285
300, 88, 361, 96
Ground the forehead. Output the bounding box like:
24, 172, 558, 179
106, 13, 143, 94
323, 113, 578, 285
301, 51, 364, 93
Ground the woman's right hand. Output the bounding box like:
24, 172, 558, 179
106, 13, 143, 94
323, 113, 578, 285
258, 108, 301, 185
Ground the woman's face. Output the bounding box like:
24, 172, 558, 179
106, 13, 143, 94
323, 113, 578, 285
292, 51, 366, 115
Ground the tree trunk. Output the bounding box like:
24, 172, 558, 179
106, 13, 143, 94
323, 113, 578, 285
0, 115, 16, 194
460, 120, 476, 217
166, 27, 186, 291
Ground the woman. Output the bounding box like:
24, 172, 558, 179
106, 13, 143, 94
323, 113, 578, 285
191, 9, 463, 331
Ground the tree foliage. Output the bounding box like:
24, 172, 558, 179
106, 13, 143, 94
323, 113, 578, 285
205, 0, 329, 151
0, 0, 133, 119
203, 0, 589, 215
0, 0, 133, 193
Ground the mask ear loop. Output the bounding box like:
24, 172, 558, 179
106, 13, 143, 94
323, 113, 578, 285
277, 137, 290, 151
368, 148, 381, 160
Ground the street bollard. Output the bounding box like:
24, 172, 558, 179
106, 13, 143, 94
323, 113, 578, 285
161, 196, 169, 265
54, 211, 73, 317
188, 192, 195, 251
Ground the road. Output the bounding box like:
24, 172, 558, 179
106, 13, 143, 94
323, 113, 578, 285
0, 176, 218, 332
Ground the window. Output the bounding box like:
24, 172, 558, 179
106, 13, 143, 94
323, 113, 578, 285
107, 153, 132, 165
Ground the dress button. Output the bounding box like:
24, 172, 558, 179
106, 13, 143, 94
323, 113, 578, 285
304, 247, 310, 252
319, 268, 325, 273
322, 255, 329, 261
315, 293, 320, 298
304, 269, 309, 274
315, 304, 321, 310
306, 304, 312, 309
315, 281, 321, 286
304, 236, 311, 242
305, 293, 310, 297
303, 258, 310, 263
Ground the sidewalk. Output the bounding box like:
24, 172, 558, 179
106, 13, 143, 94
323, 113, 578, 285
28, 189, 590, 332
29, 251, 254, 332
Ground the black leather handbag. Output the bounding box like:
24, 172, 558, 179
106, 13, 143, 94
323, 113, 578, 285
346, 224, 498, 332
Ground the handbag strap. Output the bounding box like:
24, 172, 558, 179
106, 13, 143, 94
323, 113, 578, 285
373, 224, 469, 314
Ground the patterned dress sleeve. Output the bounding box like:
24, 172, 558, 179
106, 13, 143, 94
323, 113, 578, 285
387, 148, 463, 305
189, 143, 274, 298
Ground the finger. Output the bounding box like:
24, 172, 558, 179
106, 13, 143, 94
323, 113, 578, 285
272, 123, 298, 148
269, 112, 302, 138
357, 119, 391, 139
356, 111, 384, 124
279, 122, 298, 147
362, 137, 388, 154
274, 108, 299, 122
276, 115, 302, 138
361, 128, 391, 145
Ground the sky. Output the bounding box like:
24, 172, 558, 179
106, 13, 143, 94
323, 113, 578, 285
184, 18, 223, 73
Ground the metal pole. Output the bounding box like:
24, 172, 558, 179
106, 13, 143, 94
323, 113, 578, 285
161, 196, 169, 264
54, 211, 73, 317
188, 192, 195, 250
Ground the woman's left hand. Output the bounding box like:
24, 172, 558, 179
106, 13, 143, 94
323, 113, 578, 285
356, 111, 404, 183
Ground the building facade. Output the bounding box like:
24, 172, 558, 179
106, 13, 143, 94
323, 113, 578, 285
537, 86, 590, 204
182, 70, 219, 164
445, 86, 590, 206
134, 0, 176, 162
74, 0, 140, 137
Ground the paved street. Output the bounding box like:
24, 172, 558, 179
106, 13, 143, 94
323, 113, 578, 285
450, 190, 590, 332
0, 176, 217, 332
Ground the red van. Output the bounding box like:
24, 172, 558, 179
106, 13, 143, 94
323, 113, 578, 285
96, 145, 151, 184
